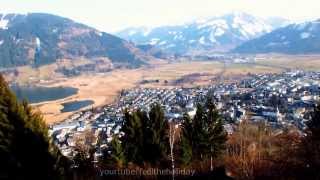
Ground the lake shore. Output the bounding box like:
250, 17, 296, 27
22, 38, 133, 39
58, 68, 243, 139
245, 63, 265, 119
23, 60, 286, 124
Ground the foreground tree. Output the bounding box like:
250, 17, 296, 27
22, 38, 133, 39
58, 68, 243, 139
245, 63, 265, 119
225, 120, 274, 179
168, 121, 180, 180
145, 103, 169, 165
121, 109, 145, 165
72, 130, 97, 179
302, 103, 320, 178
103, 135, 125, 168
225, 120, 305, 180
120, 103, 169, 166
0, 74, 68, 179
206, 97, 228, 170
180, 96, 227, 170
179, 114, 193, 166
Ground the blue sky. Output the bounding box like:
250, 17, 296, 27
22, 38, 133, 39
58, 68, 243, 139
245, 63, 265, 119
0, 0, 319, 32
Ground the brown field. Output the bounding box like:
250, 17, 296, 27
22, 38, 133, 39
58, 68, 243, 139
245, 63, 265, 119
254, 54, 320, 71
4, 64, 61, 84
25, 60, 289, 124
34, 69, 143, 124
2, 52, 320, 125
139, 61, 224, 88
223, 63, 283, 76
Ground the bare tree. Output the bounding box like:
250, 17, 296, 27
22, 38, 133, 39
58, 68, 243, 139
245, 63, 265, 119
169, 120, 180, 180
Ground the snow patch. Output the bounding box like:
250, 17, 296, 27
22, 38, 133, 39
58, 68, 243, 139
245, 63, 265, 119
267, 42, 282, 47
215, 28, 225, 36
96, 31, 103, 36
295, 22, 308, 31
209, 31, 217, 43
0, 15, 9, 29
198, 19, 228, 29
300, 32, 310, 39
142, 28, 152, 36
232, 16, 272, 37
159, 41, 167, 45
239, 29, 249, 39
149, 38, 160, 45
52, 28, 58, 33
0, 40, 3, 46
174, 34, 184, 40
168, 31, 177, 35
166, 44, 176, 48
35, 37, 41, 50
16, 39, 23, 43
283, 41, 290, 45
267, 42, 275, 46
199, 36, 206, 44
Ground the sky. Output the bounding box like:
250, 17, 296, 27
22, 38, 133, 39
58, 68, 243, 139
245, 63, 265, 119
0, 0, 319, 32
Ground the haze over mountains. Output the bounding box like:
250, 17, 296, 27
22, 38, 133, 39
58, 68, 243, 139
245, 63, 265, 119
0, 13, 150, 68
116, 12, 290, 55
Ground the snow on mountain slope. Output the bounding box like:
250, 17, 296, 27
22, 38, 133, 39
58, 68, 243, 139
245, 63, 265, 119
233, 19, 320, 54
116, 12, 289, 55
0, 14, 14, 29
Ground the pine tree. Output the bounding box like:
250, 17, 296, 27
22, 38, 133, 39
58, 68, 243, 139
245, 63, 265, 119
110, 135, 125, 167
192, 103, 210, 160
0, 74, 68, 179
120, 104, 169, 166
73, 146, 95, 179
179, 95, 227, 169
303, 103, 320, 178
307, 104, 320, 137
180, 113, 193, 165
206, 97, 227, 170
145, 103, 168, 165
179, 113, 193, 165
180, 135, 192, 165
105, 135, 125, 168
121, 109, 144, 165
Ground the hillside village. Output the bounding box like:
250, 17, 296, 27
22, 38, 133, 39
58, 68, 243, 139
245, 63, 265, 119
50, 70, 320, 159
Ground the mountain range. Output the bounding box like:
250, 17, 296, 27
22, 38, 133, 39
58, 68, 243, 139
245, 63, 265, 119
116, 12, 290, 55
0, 12, 319, 70
233, 19, 320, 54
0, 13, 150, 68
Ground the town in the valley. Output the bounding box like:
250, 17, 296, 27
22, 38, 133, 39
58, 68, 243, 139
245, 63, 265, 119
50, 70, 320, 159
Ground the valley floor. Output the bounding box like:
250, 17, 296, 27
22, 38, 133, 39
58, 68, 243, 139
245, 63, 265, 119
6, 55, 320, 124
37, 60, 285, 124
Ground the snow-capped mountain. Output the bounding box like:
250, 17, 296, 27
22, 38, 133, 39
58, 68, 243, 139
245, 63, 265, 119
233, 19, 320, 54
116, 12, 289, 55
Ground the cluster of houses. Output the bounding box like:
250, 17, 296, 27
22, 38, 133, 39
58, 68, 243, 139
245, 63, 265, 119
49, 70, 320, 158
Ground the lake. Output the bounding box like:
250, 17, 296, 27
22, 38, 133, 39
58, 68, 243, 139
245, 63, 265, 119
11, 85, 78, 104
61, 100, 94, 113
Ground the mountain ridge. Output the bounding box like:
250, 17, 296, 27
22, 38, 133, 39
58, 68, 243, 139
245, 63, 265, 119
0, 13, 150, 68
233, 19, 320, 54
116, 12, 289, 55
